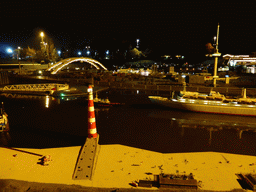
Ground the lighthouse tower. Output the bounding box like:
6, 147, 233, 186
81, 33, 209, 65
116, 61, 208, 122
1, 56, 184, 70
73, 85, 99, 180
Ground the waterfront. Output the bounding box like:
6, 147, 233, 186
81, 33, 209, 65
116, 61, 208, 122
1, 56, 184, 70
1, 87, 256, 156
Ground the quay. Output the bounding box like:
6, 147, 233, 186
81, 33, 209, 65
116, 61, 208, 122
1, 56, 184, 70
0, 145, 256, 191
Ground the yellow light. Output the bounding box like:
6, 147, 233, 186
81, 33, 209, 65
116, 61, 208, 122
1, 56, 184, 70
45, 96, 49, 108
40, 32, 44, 37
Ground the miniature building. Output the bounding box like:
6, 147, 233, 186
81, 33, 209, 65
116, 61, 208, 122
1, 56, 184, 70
138, 173, 197, 189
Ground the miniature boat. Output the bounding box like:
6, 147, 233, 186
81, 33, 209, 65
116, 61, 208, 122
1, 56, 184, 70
93, 93, 124, 107
149, 88, 256, 116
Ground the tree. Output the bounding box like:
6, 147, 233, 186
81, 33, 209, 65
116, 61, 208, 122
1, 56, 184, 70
46, 41, 59, 63
129, 48, 146, 59
205, 43, 215, 54
39, 36, 60, 63
24, 46, 37, 62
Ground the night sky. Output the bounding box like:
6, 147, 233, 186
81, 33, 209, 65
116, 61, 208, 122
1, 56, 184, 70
1, 1, 255, 58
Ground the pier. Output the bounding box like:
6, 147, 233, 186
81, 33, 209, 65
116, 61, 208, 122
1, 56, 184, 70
95, 80, 256, 97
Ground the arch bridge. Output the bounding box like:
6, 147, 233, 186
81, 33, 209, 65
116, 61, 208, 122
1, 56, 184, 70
46, 57, 108, 74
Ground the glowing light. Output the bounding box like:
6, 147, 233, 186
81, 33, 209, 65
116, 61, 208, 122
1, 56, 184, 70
45, 96, 49, 108
6, 48, 13, 53
137, 90, 139, 94
40, 32, 44, 37
87, 88, 92, 92
78, 51, 81, 56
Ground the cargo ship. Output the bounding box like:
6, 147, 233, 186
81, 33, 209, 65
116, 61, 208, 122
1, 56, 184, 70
149, 88, 256, 116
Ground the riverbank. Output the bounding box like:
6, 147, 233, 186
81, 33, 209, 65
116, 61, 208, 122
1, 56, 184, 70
0, 144, 255, 191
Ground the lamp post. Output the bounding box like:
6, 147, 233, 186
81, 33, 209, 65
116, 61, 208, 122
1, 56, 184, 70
40, 32, 48, 66
40, 32, 44, 43
213, 23, 221, 87
18, 47, 21, 74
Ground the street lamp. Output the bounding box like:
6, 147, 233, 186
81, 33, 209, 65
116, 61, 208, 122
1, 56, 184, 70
136, 39, 140, 48
213, 36, 217, 47
40, 32, 44, 42
18, 47, 21, 74
17, 47, 21, 59
6, 48, 13, 54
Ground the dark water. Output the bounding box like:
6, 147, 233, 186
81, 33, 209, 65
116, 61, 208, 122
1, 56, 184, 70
1, 88, 256, 156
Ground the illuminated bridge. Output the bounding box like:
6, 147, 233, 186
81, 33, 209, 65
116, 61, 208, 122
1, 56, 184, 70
1, 83, 69, 93
46, 57, 108, 74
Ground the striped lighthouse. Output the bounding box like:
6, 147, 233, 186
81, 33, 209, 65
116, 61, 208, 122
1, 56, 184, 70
87, 85, 97, 138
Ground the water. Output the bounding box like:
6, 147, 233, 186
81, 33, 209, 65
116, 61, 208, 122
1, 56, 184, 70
1, 88, 256, 156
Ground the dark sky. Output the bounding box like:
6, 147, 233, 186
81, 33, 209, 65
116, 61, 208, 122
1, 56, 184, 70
1, 0, 255, 57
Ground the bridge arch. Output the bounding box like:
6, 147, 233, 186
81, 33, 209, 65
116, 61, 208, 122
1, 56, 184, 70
46, 57, 107, 74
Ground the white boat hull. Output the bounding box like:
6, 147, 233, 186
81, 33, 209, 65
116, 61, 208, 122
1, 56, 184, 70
149, 96, 256, 116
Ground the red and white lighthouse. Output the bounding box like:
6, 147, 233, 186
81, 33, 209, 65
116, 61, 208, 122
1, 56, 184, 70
87, 85, 97, 138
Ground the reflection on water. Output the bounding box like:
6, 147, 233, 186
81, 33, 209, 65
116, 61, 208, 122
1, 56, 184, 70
149, 110, 256, 133
0, 90, 256, 155
149, 110, 256, 150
